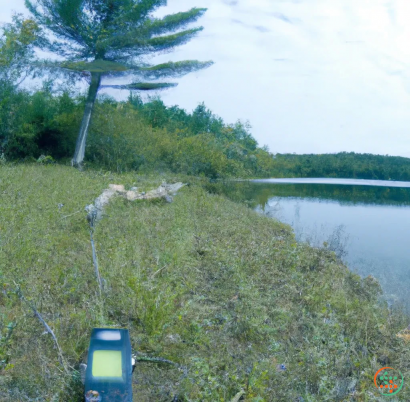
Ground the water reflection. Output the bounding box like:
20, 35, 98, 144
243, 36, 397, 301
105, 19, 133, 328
205, 179, 410, 310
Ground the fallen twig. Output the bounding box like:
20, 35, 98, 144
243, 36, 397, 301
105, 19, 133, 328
150, 265, 168, 279
13, 282, 70, 375
134, 354, 179, 366
60, 210, 82, 219
133, 352, 188, 378
89, 229, 103, 295
83, 182, 186, 293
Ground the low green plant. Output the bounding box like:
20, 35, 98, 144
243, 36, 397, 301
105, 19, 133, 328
37, 155, 55, 164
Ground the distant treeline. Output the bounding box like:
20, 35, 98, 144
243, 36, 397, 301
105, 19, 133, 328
3, 81, 410, 180
272, 152, 410, 181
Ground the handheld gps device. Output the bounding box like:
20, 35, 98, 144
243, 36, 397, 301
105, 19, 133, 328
84, 328, 135, 401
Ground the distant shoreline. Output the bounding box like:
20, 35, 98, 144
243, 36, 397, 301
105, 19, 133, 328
250, 177, 410, 188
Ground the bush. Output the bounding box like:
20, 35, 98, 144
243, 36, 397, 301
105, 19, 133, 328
86, 101, 250, 178
37, 154, 55, 164
2, 87, 278, 179
2, 87, 81, 160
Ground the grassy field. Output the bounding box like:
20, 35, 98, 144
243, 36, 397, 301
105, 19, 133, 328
1, 163, 410, 401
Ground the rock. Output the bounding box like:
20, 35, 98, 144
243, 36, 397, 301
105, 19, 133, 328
164, 195, 173, 203
130, 187, 138, 191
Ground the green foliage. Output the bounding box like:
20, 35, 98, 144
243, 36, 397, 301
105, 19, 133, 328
1, 87, 274, 178
1, 86, 81, 159
0, 13, 41, 84
6, 85, 410, 182
272, 152, 410, 181
60, 59, 129, 72
23, 0, 214, 164
106, 82, 178, 91
1, 164, 410, 401
37, 155, 56, 164
24, 0, 213, 87
82, 96, 274, 178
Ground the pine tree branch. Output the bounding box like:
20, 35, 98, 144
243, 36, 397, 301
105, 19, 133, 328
140, 8, 207, 36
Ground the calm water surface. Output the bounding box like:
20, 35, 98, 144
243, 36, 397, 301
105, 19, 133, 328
207, 178, 410, 309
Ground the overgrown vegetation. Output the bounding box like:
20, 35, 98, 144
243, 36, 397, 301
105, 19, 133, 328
1, 164, 410, 401
0, 86, 276, 178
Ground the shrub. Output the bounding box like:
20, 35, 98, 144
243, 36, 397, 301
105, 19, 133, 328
37, 154, 55, 164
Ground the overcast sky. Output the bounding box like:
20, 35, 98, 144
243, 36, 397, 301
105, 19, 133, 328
1, 0, 410, 156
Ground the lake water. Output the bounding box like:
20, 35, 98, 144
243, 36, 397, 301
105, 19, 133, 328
206, 178, 410, 310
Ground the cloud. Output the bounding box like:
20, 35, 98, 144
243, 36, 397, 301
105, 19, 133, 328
231, 18, 270, 33
271, 12, 293, 24
254, 25, 270, 33
2, 0, 410, 157
385, 1, 396, 24
222, 0, 239, 5
231, 18, 245, 25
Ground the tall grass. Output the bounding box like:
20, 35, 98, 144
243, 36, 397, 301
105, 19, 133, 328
1, 164, 410, 401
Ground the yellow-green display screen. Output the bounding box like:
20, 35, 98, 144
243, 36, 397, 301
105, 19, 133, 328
92, 350, 122, 377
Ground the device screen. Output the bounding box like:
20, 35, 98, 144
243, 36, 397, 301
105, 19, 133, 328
92, 350, 122, 378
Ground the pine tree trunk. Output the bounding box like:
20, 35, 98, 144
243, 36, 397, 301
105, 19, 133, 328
72, 72, 102, 167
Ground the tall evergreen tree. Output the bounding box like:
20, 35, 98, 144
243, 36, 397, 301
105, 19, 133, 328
24, 0, 214, 166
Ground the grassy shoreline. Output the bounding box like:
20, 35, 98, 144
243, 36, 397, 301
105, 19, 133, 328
1, 163, 410, 401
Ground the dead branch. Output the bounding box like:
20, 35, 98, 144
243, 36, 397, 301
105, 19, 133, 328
13, 282, 70, 375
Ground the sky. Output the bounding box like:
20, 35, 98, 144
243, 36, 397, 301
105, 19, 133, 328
1, 0, 410, 156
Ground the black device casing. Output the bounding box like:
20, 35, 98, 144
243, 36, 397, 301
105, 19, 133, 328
84, 328, 133, 402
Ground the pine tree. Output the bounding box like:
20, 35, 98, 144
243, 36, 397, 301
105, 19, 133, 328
24, 0, 214, 166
